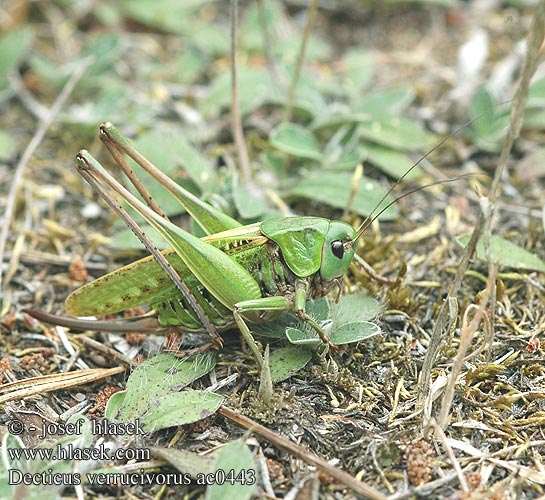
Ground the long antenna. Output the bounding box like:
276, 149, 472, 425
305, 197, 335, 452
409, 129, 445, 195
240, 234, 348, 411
354, 107, 507, 241
351, 173, 487, 243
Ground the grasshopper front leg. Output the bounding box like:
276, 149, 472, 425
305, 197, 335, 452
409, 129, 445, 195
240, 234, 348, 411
294, 278, 338, 352
234, 280, 338, 355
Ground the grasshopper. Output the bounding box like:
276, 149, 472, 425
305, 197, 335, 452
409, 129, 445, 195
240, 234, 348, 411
27, 123, 467, 362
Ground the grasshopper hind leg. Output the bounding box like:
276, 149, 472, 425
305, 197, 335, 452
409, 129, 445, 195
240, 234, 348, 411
24, 308, 168, 333
232, 295, 293, 368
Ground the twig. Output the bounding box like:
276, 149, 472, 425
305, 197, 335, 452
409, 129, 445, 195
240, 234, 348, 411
77, 335, 134, 367
387, 470, 460, 500
430, 419, 469, 493
488, 440, 545, 458
9, 71, 48, 121
0, 367, 125, 404
484, 1, 545, 363
489, 3, 545, 202
283, 0, 318, 122
230, 0, 252, 187
417, 1, 545, 408
257, 447, 277, 498
437, 265, 497, 430
0, 61, 90, 310
219, 406, 387, 500
258, 0, 280, 87
343, 163, 363, 218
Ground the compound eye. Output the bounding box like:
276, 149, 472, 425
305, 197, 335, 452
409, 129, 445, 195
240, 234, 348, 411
331, 240, 344, 259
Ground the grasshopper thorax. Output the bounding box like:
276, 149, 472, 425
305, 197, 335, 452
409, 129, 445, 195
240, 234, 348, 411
260, 217, 356, 281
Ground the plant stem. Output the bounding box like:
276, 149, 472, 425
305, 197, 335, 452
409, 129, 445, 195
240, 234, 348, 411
258, 0, 280, 87
283, 0, 318, 122
230, 0, 252, 187
418, 0, 545, 413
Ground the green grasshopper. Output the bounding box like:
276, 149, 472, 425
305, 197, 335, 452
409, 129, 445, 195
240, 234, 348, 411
27, 123, 466, 363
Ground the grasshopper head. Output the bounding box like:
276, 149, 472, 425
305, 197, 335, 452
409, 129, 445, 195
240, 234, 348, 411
320, 221, 357, 281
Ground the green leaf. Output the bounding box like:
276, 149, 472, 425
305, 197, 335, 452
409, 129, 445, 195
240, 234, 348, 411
0, 28, 32, 95
0, 129, 16, 160
342, 48, 374, 94
528, 75, 545, 104
31, 35, 122, 90
108, 224, 168, 251
80, 34, 123, 76
121, 0, 210, 33
28, 53, 65, 86
322, 124, 363, 170
150, 447, 214, 478
331, 292, 382, 325
206, 441, 257, 500
526, 77, 545, 122
140, 390, 223, 432
306, 297, 330, 322
176, 46, 207, 84
61, 80, 133, 126
0, 435, 25, 500
241, 0, 284, 52
116, 353, 217, 422
251, 312, 298, 339
287, 171, 398, 220
268, 346, 313, 381
285, 327, 322, 347
232, 177, 270, 219
1, 434, 25, 471
93, 2, 123, 25
325, 149, 361, 170
269, 123, 322, 160
354, 87, 415, 116
203, 67, 273, 116
188, 22, 231, 56
391, 0, 454, 4
132, 125, 214, 192
311, 110, 371, 132
287, 86, 329, 118
358, 117, 434, 152
467, 87, 509, 152
330, 321, 381, 345
457, 234, 545, 273
105, 390, 126, 420
469, 86, 497, 125
523, 107, 545, 130
364, 143, 422, 180
274, 33, 331, 63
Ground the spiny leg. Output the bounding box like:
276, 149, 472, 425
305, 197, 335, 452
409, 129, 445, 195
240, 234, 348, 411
294, 278, 338, 353
233, 296, 292, 368
98, 125, 167, 219
23, 308, 169, 333
76, 152, 223, 345
99, 123, 241, 235
233, 290, 339, 366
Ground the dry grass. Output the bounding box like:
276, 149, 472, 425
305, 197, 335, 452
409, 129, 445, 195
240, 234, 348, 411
1, 2, 545, 499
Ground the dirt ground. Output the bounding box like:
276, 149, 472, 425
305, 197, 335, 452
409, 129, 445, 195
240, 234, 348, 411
1, 1, 545, 499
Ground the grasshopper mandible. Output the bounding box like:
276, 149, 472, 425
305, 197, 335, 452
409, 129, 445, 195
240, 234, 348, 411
27, 122, 464, 362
